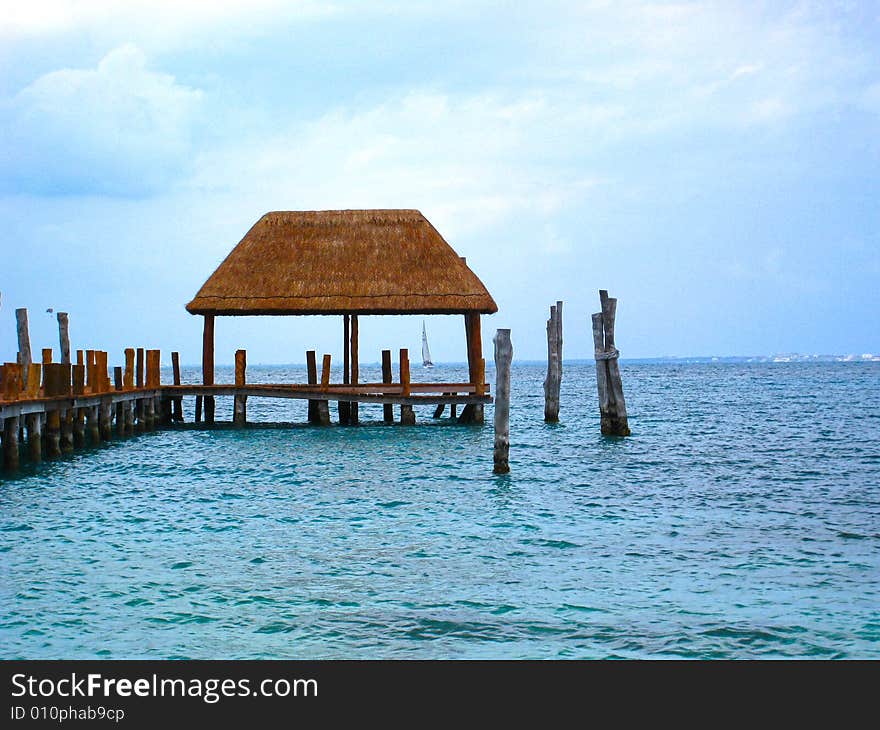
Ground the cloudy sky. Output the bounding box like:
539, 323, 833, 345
1, 0, 878, 364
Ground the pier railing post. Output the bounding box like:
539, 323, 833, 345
592, 289, 630, 436
234, 349, 247, 427
493, 329, 512, 474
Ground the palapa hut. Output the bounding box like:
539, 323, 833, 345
186, 209, 497, 424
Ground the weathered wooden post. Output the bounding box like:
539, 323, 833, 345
350, 314, 359, 425
381, 349, 393, 424
24, 363, 42, 462
202, 314, 215, 424
592, 289, 630, 436
399, 348, 415, 425
96, 352, 112, 440
493, 329, 513, 474
306, 350, 319, 424
317, 354, 331, 425
234, 349, 247, 427
543, 300, 563, 422
43, 363, 63, 457
114, 367, 125, 436
57, 312, 71, 364
72, 364, 86, 446
3, 414, 20, 470
87, 405, 100, 444
339, 316, 351, 425
60, 360, 74, 453
194, 396, 203, 424
171, 352, 183, 422
463, 312, 485, 424
15, 308, 32, 391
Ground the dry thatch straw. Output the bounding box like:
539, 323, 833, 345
186, 210, 498, 316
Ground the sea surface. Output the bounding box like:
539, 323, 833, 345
1, 361, 878, 659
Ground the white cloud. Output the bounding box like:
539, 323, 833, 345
0, 45, 203, 196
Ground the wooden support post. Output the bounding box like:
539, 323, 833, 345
381, 349, 393, 424
493, 329, 513, 474
124, 349, 135, 389
57, 312, 71, 364
350, 314, 359, 425
26, 412, 42, 463
306, 350, 319, 424
317, 354, 331, 425
114, 367, 125, 436
96, 351, 109, 393
87, 405, 100, 444
464, 313, 484, 424
3, 415, 20, 470
592, 290, 630, 436
2, 363, 22, 400
100, 399, 113, 441
43, 363, 67, 457
202, 315, 215, 424
15, 308, 32, 391
145, 396, 155, 431
234, 349, 247, 427
76, 350, 84, 366
72, 365, 86, 447
124, 399, 134, 435
25, 364, 41, 399
339, 314, 351, 425
399, 349, 415, 424
194, 396, 203, 424
433, 402, 445, 419
60, 362, 74, 452
543, 301, 563, 422
42, 348, 53, 365
136, 397, 146, 433
171, 351, 183, 422
136, 348, 144, 388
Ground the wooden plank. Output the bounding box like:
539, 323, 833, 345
381, 349, 393, 423
57, 312, 71, 364
493, 328, 513, 474
25, 364, 41, 399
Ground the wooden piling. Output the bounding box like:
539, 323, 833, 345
124, 349, 135, 389
100, 399, 113, 441
57, 312, 71, 364
234, 349, 247, 426
317, 354, 331, 425
493, 329, 513, 474
543, 301, 563, 422
87, 406, 100, 444
339, 315, 351, 424
72, 364, 86, 447
202, 315, 215, 424
194, 396, 203, 424
350, 314, 359, 425
171, 351, 183, 422
15, 308, 32, 391
3, 415, 20, 470
592, 290, 630, 436
306, 350, 319, 424
114, 367, 125, 436
136, 348, 144, 388
381, 349, 393, 424
26, 412, 41, 463
399, 349, 415, 424
42, 348, 53, 365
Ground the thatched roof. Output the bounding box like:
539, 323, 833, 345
186, 210, 498, 316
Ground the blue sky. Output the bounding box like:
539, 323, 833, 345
0, 0, 878, 364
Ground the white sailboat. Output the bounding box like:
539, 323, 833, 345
422, 321, 434, 368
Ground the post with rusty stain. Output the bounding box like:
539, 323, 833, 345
202, 315, 215, 424
381, 350, 393, 424
171, 351, 183, 422
234, 349, 247, 427
592, 289, 630, 436
493, 328, 513, 474
97, 352, 112, 440
306, 350, 318, 424
399, 348, 415, 425
461, 313, 485, 424
316, 354, 331, 425
44, 364, 64, 457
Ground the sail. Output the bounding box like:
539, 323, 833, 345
422, 322, 433, 367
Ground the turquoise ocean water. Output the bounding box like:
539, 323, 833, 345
1, 361, 878, 658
